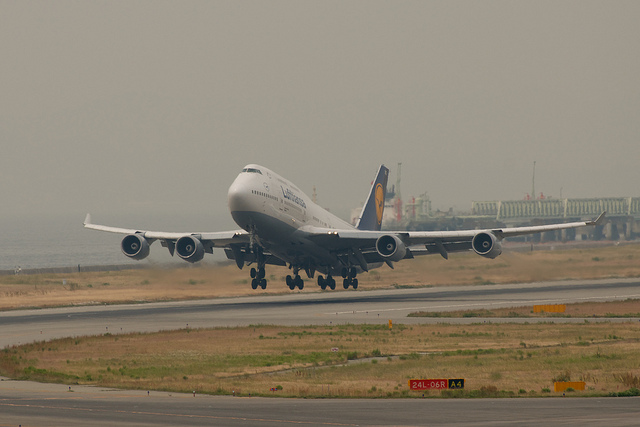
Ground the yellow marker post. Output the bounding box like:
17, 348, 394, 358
388, 320, 392, 330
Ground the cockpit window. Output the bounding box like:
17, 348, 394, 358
241, 168, 262, 174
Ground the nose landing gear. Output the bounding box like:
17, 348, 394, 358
249, 244, 267, 290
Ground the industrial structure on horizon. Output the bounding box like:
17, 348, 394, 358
352, 163, 640, 242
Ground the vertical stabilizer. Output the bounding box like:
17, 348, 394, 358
356, 165, 389, 231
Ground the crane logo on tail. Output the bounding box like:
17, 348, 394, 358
375, 183, 384, 226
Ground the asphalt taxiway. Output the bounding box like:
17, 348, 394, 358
1, 378, 640, 426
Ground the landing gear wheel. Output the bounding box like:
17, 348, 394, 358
343, 278, 350, 289
352, 278, 358, 289
318, 275, 327, 290
250, 268, 257, 279
260, 278, 267, 289
328, 276, 336, 290
286, 275, 294, 290
251, 279, 258, 290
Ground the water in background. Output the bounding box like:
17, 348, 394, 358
0, 213, 229, 271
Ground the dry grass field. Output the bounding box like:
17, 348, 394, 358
2, 322, 640, 398
1, 242, 640, 310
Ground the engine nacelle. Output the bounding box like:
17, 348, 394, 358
375, 234, 407, 262
176, 235, 205, 263
471, 232, 503, 259
121, 234, 150, 260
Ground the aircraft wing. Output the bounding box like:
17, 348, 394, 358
404, 211, 606, 244
83, 214, 251, 259
300, 212, 606, 265
84, 214, 249, 243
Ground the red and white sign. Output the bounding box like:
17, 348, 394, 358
408, 379, 448, 390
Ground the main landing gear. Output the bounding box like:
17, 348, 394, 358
341, 267, 358, 289
248, 262, 359, 292
317, 266, 357, 290
250, 267, 267, 290
286, 274, 304, 290
317, 274, 336, 290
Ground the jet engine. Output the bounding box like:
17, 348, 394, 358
471, 232, 503, 259
176, 235, 205, 263
375, 234, 407, 262
121, 234, 150, 260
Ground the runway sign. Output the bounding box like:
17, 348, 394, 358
409, 379, 465, 390
448, 379, 465, 389
554, 381, 585, 392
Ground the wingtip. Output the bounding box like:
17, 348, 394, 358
84, 213, 92, 226
589, 211, 607, 226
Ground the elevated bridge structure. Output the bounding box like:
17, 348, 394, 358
472, 197, 640, 221
471, 197, 640, 241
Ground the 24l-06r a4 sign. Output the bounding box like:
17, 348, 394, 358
409, 379, 447, 390
408, 379, 465, 390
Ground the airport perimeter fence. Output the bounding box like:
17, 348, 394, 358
0, 263, 149, 276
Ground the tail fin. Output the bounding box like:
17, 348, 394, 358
356, 165, 389, 231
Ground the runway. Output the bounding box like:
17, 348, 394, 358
2, 277, 640, 348
1, 278, 639, 426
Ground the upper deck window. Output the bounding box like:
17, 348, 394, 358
241, 168, 262, 174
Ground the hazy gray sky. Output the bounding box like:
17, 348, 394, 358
2, 1, 639, 229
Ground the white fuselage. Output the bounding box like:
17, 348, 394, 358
227, 164, 354, 270
227, 164, 352, 233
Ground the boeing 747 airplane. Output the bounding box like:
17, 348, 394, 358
84, 164, 605, 291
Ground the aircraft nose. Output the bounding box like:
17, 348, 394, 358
227, 182, 251, 213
